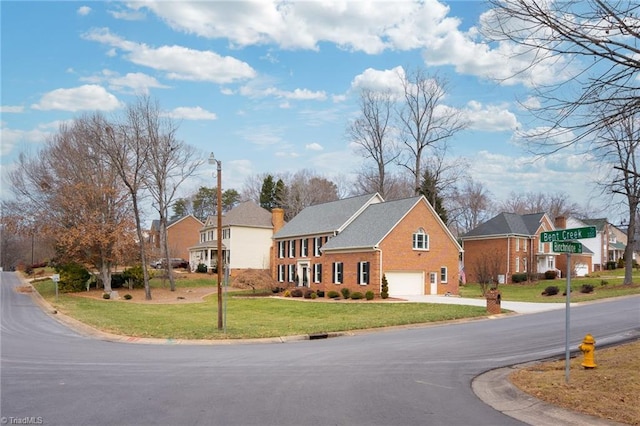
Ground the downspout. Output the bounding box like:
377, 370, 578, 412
375, 246, 382, 295
506, 237, 510, 283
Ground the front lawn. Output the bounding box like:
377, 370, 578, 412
33, 280, 488, 340
459, 272, 640, 302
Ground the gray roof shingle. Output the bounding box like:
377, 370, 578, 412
462, 212, 546, 238
222, 201, 273, 228
322, 196, 422, 250
273, 193, 382, 239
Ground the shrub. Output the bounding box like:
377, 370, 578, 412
290, 288, 303, 297
55, 262, 91, 293
327, 290, 340, 299
617, 257, 625, 269
580, 284, 594, 294
123, 294, 132, 300
283, 289, 291, 297
123, 265, 145, 289
351, 291, 364, 300
303, 289, 315, 299
340, 287, 350, 299
381, 274, 389, 299
600, 280, 609, 286
196, 263, 208, 273
511, 273, 528, 283
606, 261, 617, 270
24, 265, 34, 276
310, 292, 317, 299
110, 273, 126, 289
544, 270, 557, 280
102, 293, 111, 300
365, 291, 374, 300
316, 290, 325, 298
542, 285, 559, 296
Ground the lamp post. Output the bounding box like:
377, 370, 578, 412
208, 152, 223, 331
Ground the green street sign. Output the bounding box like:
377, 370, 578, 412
553, 241, 583, 254
540, 226, 596, 243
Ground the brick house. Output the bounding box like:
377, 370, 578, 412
553, 216, 596, 276
461, 212, 561, 284
189, 201, 274, 275
272, 193, 463, 297
148, 215, 203, 262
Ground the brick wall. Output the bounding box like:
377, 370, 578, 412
167, 217, 203, 260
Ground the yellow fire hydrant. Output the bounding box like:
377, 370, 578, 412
578, 333, 597, 369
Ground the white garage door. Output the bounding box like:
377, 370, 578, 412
386, 272, 424, 296
575, 263, 588, 277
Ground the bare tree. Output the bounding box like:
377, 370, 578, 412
143, 98, 204, 291
594, 110, 639, 284
448, 178, 493, 236
99, 104, 154, 300
5, 116, 134, 292
471, 249, 505, 296
283, 170, 339, 219
348, 89, 400, 198
397, 69, 467, 194
485, 1, 640, 284
498, 191, 583, 218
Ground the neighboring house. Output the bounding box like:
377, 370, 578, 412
461, 212, 568, 284
272, 193, 463, 297
148, 215, 204, 262
188, 201, 274, 275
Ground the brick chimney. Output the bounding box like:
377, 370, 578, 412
555, 216, 567, 229
272, 208, 285, 234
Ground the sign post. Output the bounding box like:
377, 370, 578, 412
542, 226, 596, 384
52, 273, 60, 301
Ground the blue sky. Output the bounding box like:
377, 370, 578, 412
0, 1, 619, 221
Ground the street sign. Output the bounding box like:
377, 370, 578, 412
553, 241, 583, 254
540, 226, 596, 243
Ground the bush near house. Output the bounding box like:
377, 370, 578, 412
544, 270, 557, 280
327, 290, 340, 299
196, 263, 208, 273
56, 262, 90, 293
581, 284, 594, 294
340, 288, 351, 299
351, 292, 364, 300
381, 274, 389, 299
542, 286, 559, 296
365, 291, 374, 300
512, 273, 528, 283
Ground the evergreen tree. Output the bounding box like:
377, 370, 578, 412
260, 175, 276, 210
419, 169, 448, 224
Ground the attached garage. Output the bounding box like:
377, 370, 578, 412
385, 271, 425, 296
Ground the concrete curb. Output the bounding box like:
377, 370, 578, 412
473, 363, 629, 426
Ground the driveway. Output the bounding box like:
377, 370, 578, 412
397, 294, 568, 314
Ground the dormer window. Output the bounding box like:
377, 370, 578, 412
412, 228, 429, 250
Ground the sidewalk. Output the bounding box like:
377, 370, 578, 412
397, 294, 569, 314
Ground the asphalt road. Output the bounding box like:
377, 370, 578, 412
1, 271, 638, 426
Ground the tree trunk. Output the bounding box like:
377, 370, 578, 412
100, 262, 112, 293
624, 203, 637, 285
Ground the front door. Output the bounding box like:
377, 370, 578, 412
298, 262, 310, 287
429, 272, 438, 295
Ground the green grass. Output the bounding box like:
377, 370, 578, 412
34, 280, 486, 340
460, 271, 640, 302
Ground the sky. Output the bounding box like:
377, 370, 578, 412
0, 1, 623, 223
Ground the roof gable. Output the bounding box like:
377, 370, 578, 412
462, 212, 549, 239
222, 201, 273, 228
273, 193, 383, 239
323, 196, 421, 250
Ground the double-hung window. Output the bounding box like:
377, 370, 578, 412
313, 237, 322, 257
313, 263, 322, 283
357, 262, 370, 285
288, 240, 296, 258
332, 262, 343, 284
300, 238, 308, 257
288, 264, 295, 283
277, 265, 285, 282
440, 267, 447, 283
412, 228, 429, 250
278, 241, 285, 259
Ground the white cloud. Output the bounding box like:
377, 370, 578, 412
1, 106, 24, 113
82, 28, 256, 84
81, 70, 169, 94
77, 6, 91, 16
520, 96, 541, 110
463, 101, 518, 132
164, 106, 217, 120
31, 85, 121, 112
306, 142, 323, 151
239, 85, 327, 101
350, 66, 405, 96
237, 125, 284, 146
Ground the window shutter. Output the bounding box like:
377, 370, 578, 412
357, 262, 361, 284
332, 262, 336, 283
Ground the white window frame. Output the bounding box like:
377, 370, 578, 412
516, 238, 520, 252
288, 240, 295, 258
523, 257, 527, 272
357, 261, 370, 285
288, 264, 295, 283
300, 238, 308, 257
313, 263, 322, 283
278, 241, 285, 259
333, 262, 343, 284
440, 266, 448, 283
314, 237, 322, 257
277, 264, 285, 282
412, 228, 429, 250
515, 257, 520, 273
